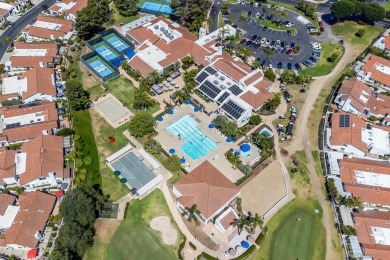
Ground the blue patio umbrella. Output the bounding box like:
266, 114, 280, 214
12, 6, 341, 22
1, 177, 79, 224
208, 123, 215, 129
180, 157, 186, 163
157, 116, 163, 121
234, 151, 241, 156
194, 107, 200, 112
168, 109, 174, 114
169, 148, 175, 154
185, 99, 191, 104
120, 178, 127, 184
241, 143, 251, 152
241, 241, 250, 249
226, 137, 233, 143
113, 170, 121, 176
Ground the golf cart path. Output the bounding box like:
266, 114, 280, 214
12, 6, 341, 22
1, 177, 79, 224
283, 42, 358, 260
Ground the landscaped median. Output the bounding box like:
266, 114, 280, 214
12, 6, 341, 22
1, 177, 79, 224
299, 43, 345, 77
254, 18, 297, 35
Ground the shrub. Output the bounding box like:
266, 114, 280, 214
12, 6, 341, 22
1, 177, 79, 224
327, 53, 339, 62
70, 46, 76, 51
67, 39, 74, 45
178, 236, 187, 260
293, 44, 301, 54
60, 66, 66, 72
238, 162, 252, 176
163, 155, 182, 173
47, 242, 53, 248
70, 71, 76, 78
255, 231, 266, 245
52, 226, 59, 231
249, 115, 262, 125
47, 223, 55, 228
83, 157, 92, 165
78, 171, 86, 180
356, 29, 365, 37
76, 37, 81, 43
264, 69, 276, 82
74, 134, 81, 141
357, 20, 366, 25
1, 99, 22, 106
189, 241, 197, 250
75, 159, 84, 168
56, 128, 74, 136
80, 41, 85, 46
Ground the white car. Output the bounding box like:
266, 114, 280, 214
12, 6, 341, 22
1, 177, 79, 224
256, 12, 260, 18
242, 1, 246, 5
266, 39, 270, 45
276, 40, 281, 46
285, 23, 293, 28
254, 3, 258, 7
237, 0, 241, 3
267, 4, 271, 8
261, 38, 266, 44
317, 16, 322, 22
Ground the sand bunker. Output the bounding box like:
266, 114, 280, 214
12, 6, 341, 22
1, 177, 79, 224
150, 216, 177, 245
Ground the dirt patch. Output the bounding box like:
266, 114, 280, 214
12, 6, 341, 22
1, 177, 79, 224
150, 216, 178, 245
94, 218, 122, 244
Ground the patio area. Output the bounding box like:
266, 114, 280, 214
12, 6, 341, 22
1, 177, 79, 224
155, 104, 263, 183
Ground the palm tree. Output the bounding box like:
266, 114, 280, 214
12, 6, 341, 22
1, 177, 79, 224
252, 59, 261, 70
250, 213, 264, 232
279, 10, 289, 21
140, 77, 153, 88
238, 46, 251, 62
2, 36, 11, 46
230, 215, 250, 235
263, 47, 274, 63
133, 89, 153, 110
183, 204, 200, 224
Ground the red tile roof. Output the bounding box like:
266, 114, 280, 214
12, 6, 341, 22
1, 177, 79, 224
0, 121, 58, 143
10, 42, 57, 69
66, 0, 88, 16
339, 157, 390, 184
384, 35, 390, 49
0, 193, 16, 215
338, 78, 372, 112
361, 55, 390, 87
0, 148, 16, 186
345, 184, 390, 206
19, 135, 64, 186
128, 56, 154, 77
220, 210, 237, 231
23, 14, 73, 40
367, 93, 390, 116
19, 68, 55, 100
174, 161, 240, 219
0, 191, 56, 248
330, 113, 368, 153
0, 8, 10, 18
239, 78, 274, 110
0, 101, 57, 121
354, 210, 390, 259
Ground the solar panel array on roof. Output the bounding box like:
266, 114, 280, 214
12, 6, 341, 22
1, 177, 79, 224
221, 100, 245, 120
6, 122, 21, 129
339, 114, 350, 128
195, 71, 209, 83
229, 85, 243, 96
205, 66, 217, 75
199, 80, 222, 99
217, 92, 230, 104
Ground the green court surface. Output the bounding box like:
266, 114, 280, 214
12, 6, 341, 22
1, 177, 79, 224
269, 209, 315, 260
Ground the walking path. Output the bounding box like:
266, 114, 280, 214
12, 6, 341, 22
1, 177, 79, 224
282, 42, 359, 260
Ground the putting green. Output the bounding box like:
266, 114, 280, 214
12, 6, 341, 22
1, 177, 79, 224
269, 209, 315, 260
106, 224, 176, 260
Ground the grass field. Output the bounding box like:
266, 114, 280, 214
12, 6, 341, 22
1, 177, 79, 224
104, 77, 160, 114
383, 0, 390, 11
332, 21, 384, 52
300, 43, 345, 77
85, 189, 183, 260
249, 198, 325, 260
110, 3, 146, 26
255, 18, 297, 35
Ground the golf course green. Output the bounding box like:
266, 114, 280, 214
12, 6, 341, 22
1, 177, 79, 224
269, 209, 315, 260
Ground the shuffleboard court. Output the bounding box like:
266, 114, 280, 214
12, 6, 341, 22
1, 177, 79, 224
112, 152, 157, 190
94, 94, 132, 128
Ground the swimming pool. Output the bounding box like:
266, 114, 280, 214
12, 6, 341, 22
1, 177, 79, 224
168, 115, 217, 160
260, 128, 274, 137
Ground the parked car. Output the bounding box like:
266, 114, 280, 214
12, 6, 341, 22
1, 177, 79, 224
320, 27, 324, 32
268, 60, 273, 68
248, 11, 252, 17
262, 26, 268, 31
290, 41, 296, 48
256, 36, 262, 42
286, 48, 293, 55
318, 21, 323, 26
281, 42, 285, 48
271, 40, 276, 46
275, 47, 281, 53
295, 63, 302, 70
287, 63, 292, 70
287, 30, 292, 36
276, 40, 281, 47
281, 48, 287, 53
277, 62, 283, 69
240, 39, 247, 44
254, 43, 261, 49
266, 39, 270, 45
251, 35, 257, 41
261, 38, 266, 44
246, 40, 252, 46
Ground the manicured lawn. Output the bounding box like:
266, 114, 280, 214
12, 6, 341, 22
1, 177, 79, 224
85, 189, 183, 260
72, 109, 101, 187
332, 21, 384, 51
255, 18, 297, 35
300, 43, 345, 77
289, 150, 310, 186
383, 0, 390, 12
110, 3, 146, 26
104, 77, 160, 114
249, 198, 325, 260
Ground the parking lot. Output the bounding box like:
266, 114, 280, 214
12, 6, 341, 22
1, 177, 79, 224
227, 1, 320, 70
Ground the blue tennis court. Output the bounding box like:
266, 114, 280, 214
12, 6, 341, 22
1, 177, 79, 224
112, 152, 157, 190
87, 58, 113, 77
141, 2, 172, 14
105, 35, 128, 52
95, 45, 117, 61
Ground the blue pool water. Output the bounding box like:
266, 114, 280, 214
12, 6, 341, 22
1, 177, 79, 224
89, 60, 112, 77
260, 128, 274, 137
95, 45, 117, 61
168, 115, 217, 160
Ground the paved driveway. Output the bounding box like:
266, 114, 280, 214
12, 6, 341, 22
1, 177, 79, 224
228, 3, 314, 69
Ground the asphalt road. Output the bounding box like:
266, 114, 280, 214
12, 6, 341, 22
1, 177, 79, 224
0, 0, 56, 60
229, 3, 314, 69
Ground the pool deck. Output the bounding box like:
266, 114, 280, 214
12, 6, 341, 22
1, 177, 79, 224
155, 105, 260, 183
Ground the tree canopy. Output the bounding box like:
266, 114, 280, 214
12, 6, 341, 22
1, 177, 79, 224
331, 0, 385, 22
212, 115, 239, 139
133, 89, 154, 110
50, 184, 104, 260
114, 0, 138, 17
128, 111, 155, 137
171, 0, 211, 32
65, 79, 90, 111
75, 0, 110, 39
